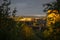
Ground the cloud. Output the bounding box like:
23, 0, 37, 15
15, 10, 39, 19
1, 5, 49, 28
10, 0, 55, 16
10, 3, 28, 9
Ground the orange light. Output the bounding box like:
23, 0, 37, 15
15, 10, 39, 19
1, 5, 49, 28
20, 18, 32, 21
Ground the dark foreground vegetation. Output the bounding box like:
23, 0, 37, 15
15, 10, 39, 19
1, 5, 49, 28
0, 0, 60, 40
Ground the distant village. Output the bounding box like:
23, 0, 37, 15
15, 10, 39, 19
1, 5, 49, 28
10, 16, 46, 30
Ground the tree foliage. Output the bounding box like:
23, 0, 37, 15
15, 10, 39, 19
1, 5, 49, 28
42, 0, 60, 40
0, 0, 17, 40
43, 0, 60, 13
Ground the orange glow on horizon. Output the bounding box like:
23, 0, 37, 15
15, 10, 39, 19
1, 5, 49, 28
20, 18, 33, 21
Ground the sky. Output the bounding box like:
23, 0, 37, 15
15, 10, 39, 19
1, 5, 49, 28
0, 0, 55, 16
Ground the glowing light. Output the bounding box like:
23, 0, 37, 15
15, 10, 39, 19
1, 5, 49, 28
20, 18, 32, 21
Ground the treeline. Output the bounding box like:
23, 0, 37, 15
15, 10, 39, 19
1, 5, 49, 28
0, 0, 17, 40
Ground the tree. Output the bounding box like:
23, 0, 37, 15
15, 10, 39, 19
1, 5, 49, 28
43, 0, 60, 40
43, 0, 60, 13
0, 0, 17, 40
12, 7, 17, 17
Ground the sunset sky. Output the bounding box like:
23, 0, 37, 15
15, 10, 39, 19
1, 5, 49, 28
0, 0, 56, 16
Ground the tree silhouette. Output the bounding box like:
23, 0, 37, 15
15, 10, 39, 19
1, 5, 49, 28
12, 7, 17, 17
0, 0, 17, 40
43, 0, 60, 13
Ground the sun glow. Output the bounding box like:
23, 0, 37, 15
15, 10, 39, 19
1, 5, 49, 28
20, 18, 32, 21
